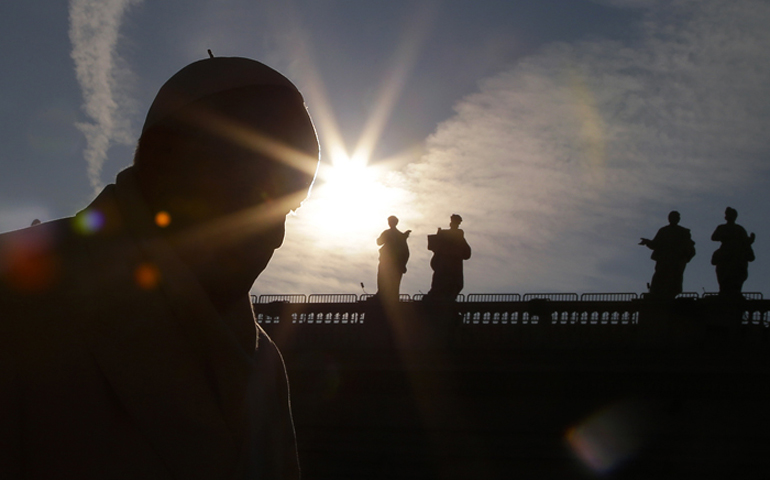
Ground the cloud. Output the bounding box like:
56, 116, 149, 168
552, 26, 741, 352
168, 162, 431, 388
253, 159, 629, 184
402, 0, 770, 293
69, 0, 142, 192
256, 0, 770, 296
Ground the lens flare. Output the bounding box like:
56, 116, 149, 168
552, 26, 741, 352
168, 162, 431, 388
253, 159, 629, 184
134, 262, 161, 290
73, 209, 105, 235
0, 226, 60, 292
155, 211, 171, 228
566, 399, 654, 475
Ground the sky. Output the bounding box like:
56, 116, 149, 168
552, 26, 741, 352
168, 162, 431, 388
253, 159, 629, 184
1, 0, 769, 298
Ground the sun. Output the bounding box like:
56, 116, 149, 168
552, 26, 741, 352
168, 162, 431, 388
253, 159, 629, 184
280, 20, 426, 253
297, 148, 407, 250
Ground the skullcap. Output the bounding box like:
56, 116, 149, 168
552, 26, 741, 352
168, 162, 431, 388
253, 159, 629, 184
142, 57, 301, 133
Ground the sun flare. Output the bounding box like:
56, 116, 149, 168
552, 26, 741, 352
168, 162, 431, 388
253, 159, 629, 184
274, 25, 424, 258
297, 149, 407, 250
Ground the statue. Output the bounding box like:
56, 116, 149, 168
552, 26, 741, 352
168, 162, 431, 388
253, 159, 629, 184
376, 215, 410, 305
711, 207, 755, 297
425, 214, 471, 302
639, 211, 696, 299
0, 56, 319, 479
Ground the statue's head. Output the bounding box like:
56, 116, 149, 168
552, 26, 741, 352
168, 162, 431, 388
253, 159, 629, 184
668, 210, 680, 225
132, 57, 319, 297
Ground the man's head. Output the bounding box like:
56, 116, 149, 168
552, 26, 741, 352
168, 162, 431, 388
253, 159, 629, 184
449, 214, 462, 229
387, 216, 399, 228
668, 211, 680, 225
132, 57, 319, 300
725, 207, 738, 223
135, 57, 318, 224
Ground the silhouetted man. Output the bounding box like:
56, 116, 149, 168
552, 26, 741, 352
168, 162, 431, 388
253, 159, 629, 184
639, 211, 696, 299
376, 215, 410, 304
711, 207, 755, 297
426, 214, 471, 302
0, 57, 319, 479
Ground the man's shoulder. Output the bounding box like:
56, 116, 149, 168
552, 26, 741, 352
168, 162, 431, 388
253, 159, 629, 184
0, 218, 93, 324
0, 217, 77, 244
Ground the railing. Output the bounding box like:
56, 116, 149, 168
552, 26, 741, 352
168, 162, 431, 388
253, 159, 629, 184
522, 293, 579, 302
676, 292, 700, 299
289, 310, 365, 324
466, 293, 522, 302
255, 300, 368, 326
459, 300, 639, 326
256, 294, 307, 304
580, 293, 638, 302
251, 293, 770, 350
308, 294, 359, 303
702, 292, 763, 300
358, 294, 413, 302
252, 291, 768, 305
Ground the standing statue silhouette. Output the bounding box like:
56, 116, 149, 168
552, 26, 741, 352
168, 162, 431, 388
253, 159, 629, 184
639, 211, 696, 299
426, 214, 471, 302
711, 207, 755, 297
376, 215, 410, 304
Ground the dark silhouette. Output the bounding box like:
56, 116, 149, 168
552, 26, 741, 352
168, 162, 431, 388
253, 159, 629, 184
254, 292, 770, 478
376, 215, 410, 304
711, 207, 755, 297
426, 214, 471, 301
639, 211, 696, 299
0, 57, 318, 479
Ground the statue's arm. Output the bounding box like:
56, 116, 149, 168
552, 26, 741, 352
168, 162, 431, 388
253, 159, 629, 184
711, 226, 722, 242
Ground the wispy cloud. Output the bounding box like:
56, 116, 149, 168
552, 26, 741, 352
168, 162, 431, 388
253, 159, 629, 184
258, 0, 770, 296
403, 0, 770, 294
69, 0, 142, 192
